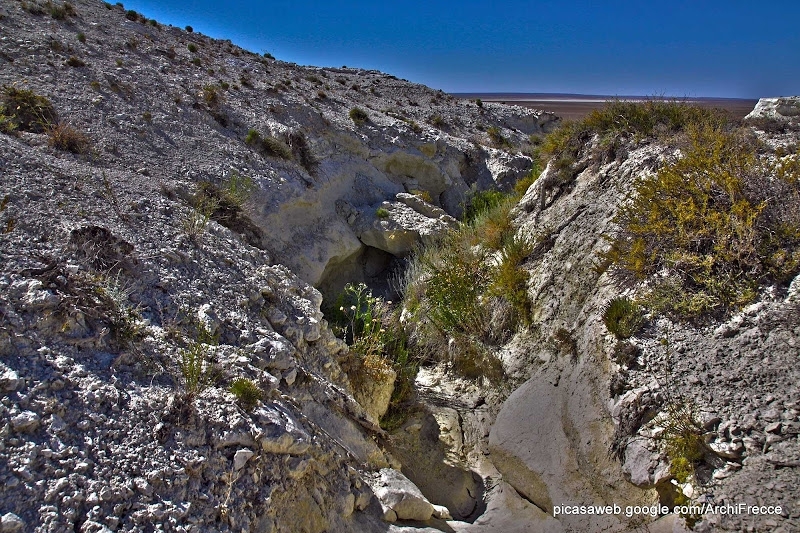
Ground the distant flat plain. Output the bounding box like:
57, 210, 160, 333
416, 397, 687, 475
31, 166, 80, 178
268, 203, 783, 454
454, 93, 759, 121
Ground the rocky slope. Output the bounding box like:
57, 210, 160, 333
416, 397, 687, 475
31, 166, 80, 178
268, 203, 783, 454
0, 0, 554, 531
1, 1, 799, 532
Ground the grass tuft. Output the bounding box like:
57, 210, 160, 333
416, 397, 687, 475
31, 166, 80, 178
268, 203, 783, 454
229, 378, 263, 411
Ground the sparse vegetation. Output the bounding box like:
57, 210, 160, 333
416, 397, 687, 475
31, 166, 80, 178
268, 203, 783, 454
409, 189, 432, 203
349, 107, 368, 125
185, 25, 193, 33
201, 84, 220, 107
97, 273, 144, 348
244, 129, 293, 160
193, 172, 255, 228
657, 400, 706, 486
326, 283, 417, 429
125, 9, 138, 21
375, 207, 390, 218
66, 56, 85, 67
187, 43, 198, 53
48, 122, 90, 154
602, 297, 643, 339
0, 85, 57, 133
400, 171, 541, 382
601, 123, 800, 318
181, 197, 215, 241
429, 114, 445, 128
286, 130, 317, 172
178, 326, 218, 402
77, 32, 86, 43
229, 378, 263, 411
487, 126, 509, 147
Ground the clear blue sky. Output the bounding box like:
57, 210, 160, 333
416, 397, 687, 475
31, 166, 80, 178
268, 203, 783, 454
121, 0, 798, 98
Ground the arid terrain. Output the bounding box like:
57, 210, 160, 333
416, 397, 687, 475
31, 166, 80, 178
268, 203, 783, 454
1, 1, 799, 532
457, 93, 759, 121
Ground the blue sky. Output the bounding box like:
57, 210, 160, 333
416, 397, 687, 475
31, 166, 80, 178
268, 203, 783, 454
120, 0, 798, 98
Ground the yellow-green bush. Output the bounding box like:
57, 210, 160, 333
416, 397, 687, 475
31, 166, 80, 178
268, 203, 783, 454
0, 85, 57, 133
602, 124, 800, 318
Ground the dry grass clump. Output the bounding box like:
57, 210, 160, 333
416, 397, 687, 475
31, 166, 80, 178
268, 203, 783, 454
48, 122, 90, 154
244, 129, 293, 160
349, 107, 369, 125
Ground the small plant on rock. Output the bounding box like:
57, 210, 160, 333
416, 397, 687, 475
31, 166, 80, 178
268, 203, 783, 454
602, 297, 643, 339
349, 107, 368, 125
48, 123, 90, 154
375, 207, 389, 219
66, 56, 85, 67
178, 323, 219, 402
229, 378, 263, 411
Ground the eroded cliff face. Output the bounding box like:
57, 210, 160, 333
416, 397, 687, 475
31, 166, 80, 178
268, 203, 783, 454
2, 2, 798, 532
0, 0, 551, 531
478, 123, 800, 531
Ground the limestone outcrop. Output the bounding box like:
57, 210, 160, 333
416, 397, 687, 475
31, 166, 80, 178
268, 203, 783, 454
745, 96, 800, 120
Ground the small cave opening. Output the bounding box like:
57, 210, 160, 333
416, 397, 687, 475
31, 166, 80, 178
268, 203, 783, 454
316, 244, 407, 305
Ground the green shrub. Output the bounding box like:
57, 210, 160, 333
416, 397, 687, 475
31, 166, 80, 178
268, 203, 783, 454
187, 43, 198, 53
97, 273, 144, 348
181, 197, 215, 241
429, 114, 445, 128
244, 129, 261, 146
487, 126, 508, 147
244, 129, 292, 160
179, 340, 215, 400
464, 189, 506, 224
49, 2, 75, 19
125, 9, 138, 20
229, 378, 262, 411
409, 189, 432, 203
656, 401, 706, 484
513, 165, 540, 197
602, 297, 643, 339
490, 235, 533, 325
601, 124, 800, 318
375, 207, 389, 218
260, 135, 293, 160
327, 283, 416, 418
349, 107, 368, 125
194, 172, 255, 226
77, 32, 86, 43
185, 25, 193, 32
201, 84, 219, 107
0, 85, 57, 133
541, 100, 730, 171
